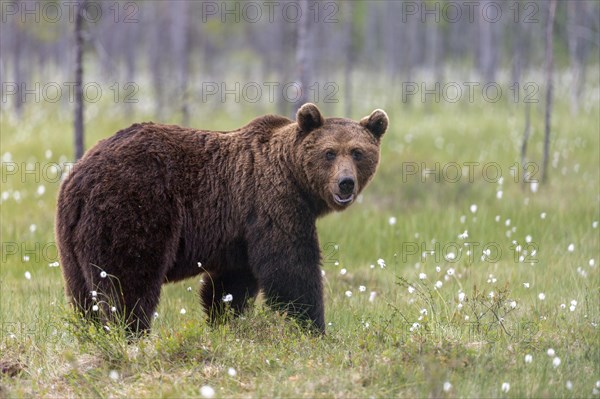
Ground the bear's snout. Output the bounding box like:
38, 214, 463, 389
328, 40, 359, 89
338, 178, 355, 196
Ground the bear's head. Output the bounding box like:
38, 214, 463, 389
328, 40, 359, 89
294, 103, 388, 213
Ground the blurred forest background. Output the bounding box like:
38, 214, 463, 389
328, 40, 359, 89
1, 0, 599, 131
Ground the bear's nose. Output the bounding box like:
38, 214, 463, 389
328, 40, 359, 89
338, 178, 355, 195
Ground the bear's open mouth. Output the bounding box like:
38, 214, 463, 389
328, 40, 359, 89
333, 194, 354, 205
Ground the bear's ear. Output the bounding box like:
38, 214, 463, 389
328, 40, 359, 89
360, 109, 389, 140
296, 103, 324, 133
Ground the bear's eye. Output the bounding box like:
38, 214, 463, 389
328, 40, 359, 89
351, 149, 363, 161
325, 151, 336, 161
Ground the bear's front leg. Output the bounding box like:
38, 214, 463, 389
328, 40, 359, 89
248, 227, 325, 333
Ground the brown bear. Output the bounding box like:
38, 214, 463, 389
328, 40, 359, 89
55, 103, 388, 334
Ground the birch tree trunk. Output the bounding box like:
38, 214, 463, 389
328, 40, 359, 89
542, 0, 557, 183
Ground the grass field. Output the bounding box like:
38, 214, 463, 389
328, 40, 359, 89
1, 76, 599, 398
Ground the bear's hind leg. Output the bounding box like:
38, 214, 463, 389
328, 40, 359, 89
200, 269, 259, 324
62, 258, 93, 316
94, 275, 163, 337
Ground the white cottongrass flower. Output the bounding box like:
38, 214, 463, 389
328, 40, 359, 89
571, 300, 578, 306
23, 255, 30, 262
590, 259, 595, 267
509, 301, 517, 309
547, 348, 555, 357
153, 312, 159, 319
388, 216, 397, 225
538, 293, 545, 300
369, 291, 376, 302
435, 281, 443, 289
408, 286, 415, 294
540, 212, 547, 219
560, 303, 566, 309
445, 252, 456, 261
436, 266, 441, 273
460, 215, 466, 224
552, 357, 561, 368
187, 286, 192, 292
443, 381, 452, 392
447, 268, 455, 276
458, 292, 466, 302
496, 190, 503, 199
359, 285, 366, 292
419, 273, 427, 280
524, 354, 533, 363
495, 215, 501, 222
340, 268, 347, 275
505, 219, 511, 226
37, 185, 46, 196
200, 385, 215, 398
567, 243, 575, 252
228, 367, 237, 377
109, 370, 119, 381
29, 224, 36, 232
525, 235, 532, 243
377, 258, 386, 268
91, 290, 97, 297
345, 290, 352, 298
566, 381, 573, 390
470, 204, 477, 213
420, 308, 428, 316
223, 294, 233, 302
530, 181, 538, 193
458, 230, 468, 239
570, 304, 576, 312
100, 271, 107, 278
111, 306, 117, 312
92, 305, 99, 311
180, 308, 186, 314
24, 271, 31, 280
501, 382, 510, 393
593, 221, 599, 229
523, 282, 530, 288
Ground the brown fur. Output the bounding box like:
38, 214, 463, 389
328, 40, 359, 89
55, 103, 388, 334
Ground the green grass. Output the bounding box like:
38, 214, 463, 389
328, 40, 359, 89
1, 80, 599, 398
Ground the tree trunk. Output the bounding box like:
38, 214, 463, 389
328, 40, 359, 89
567, 0, 582, 115
12, 0, 23, 118
542, 0, 557, 183
293, 0, 314, 117
520, 102, 531, 186
478, 0, 497, 82
74, 0, 85, 160
343, 1, 354, 117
